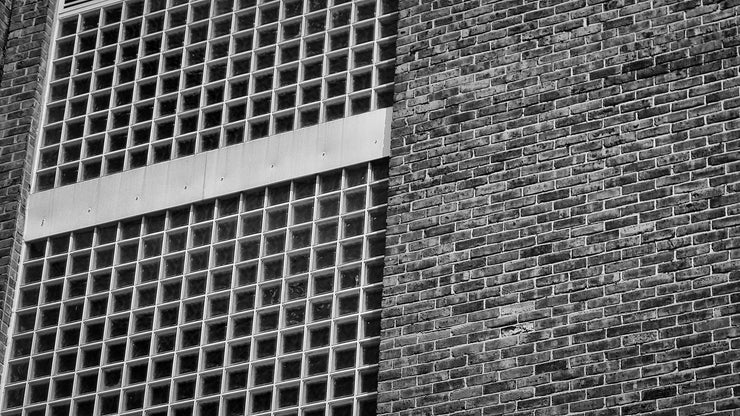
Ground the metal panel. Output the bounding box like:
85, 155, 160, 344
26, 108, 391, 240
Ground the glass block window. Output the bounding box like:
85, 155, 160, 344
37, 0, 398, 191
5, 161, 387, 416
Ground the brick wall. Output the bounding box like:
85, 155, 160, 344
380, 1, 740, 415
0, 0, 55, 376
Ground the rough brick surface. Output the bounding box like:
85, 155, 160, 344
0, 0, 55, 376
380, 1, 740, 415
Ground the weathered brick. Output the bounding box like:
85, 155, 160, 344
0, 0, 55, 379
380, 1, 740, 415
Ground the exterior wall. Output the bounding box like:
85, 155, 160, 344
0, 0, 55, 377
381, 1, 740, 416
25, 108, 391, 240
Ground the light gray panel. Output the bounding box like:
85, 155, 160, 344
26, 109, 391, 239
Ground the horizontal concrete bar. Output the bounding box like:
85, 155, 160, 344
25, 108, 391, 240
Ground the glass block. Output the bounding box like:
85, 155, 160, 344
235, 290, 255, 310
306, 381, 327, 403
285, 305, 305, 326
256, 337, 276, 357
185, 301, 204, 322
289, 253, 309, 274
283, 332, 303, 354
363, 316, 380, 337
252, 391, 272, 413
263, 258, 284, 280
228, 370, 248, 390
265, 232, 285, 255
234, 316, 253, 337
213, 270, 232, 290
337, 320, 358, 342
312, 300, 332, 321
181, 328, 201, 348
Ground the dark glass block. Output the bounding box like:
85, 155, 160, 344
24, 264, 43, 284
259, 312, 278, 331
362, 342, 380, 364
202, 375, 221, 395
256, 337, 276, 358
285, 305, 304, 326
310, 326, 330, 347
30, 381, 49, 403
254, 364, 274, 385
103, 365, 122, 388
47, 259, 67, 279
179, 353, 198, 373
337, 321, 357, 342
283, 331, 303, 353
107, 343, 126, 364
110, 317, 129, 337
364, 316, 381, 337
12, 337, 32, 357
287, 279, 307, 299
126, 390, 144, 410
306, 380, 327, 402
160, 307, 179, 327
314, 274, 333, 294
229, 370, 247, 390
140, 262, 160, 282
208, 322, 227, 342
138, 287, 156, 306
132, 337, 151, 357
78, 373, 98, 393
265, 233, 285, 255
327, 102, 345, 120
252, 391, 272, 412
185, 301, 204, 322
166, 256, 185, 276
61, 327, 80, 347
37, 333, 56, 353
339, 295, 359, 315
335, 348, 356, 369
76, 400, 94, 415
366, 289, 382, 309
231, 343, 250, 363
20, 287, 39, 307
129, 364, 148, 383
5, 386, 25, 408
210, 297, 229, 316
54, 377, 73, 398
154, 359, 173, 378
85, 323, 104, 342
82, 347, 101, 367
334, 375, 354, 397
8, 361, 28, 382
34, 356, 53, 376
205, 348, 224, 368
226, 397, 246, 416
261, 285, 281, 305
57, 348, 77, 373
40, 307, 60, 327
235, 290, 255, 311
263, 259, 283, 280
134, 313, 153, 332
150, 385, 169, 405
281, 358, 302, 381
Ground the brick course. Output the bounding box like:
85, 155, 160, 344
380, 1, 740, 415
0, 0, 55, 376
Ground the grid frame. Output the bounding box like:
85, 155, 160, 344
36, 0, 398, 191
4, 161, 388, 416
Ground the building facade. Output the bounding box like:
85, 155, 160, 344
1, 0, 395, 415
1, 0, 740, 416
